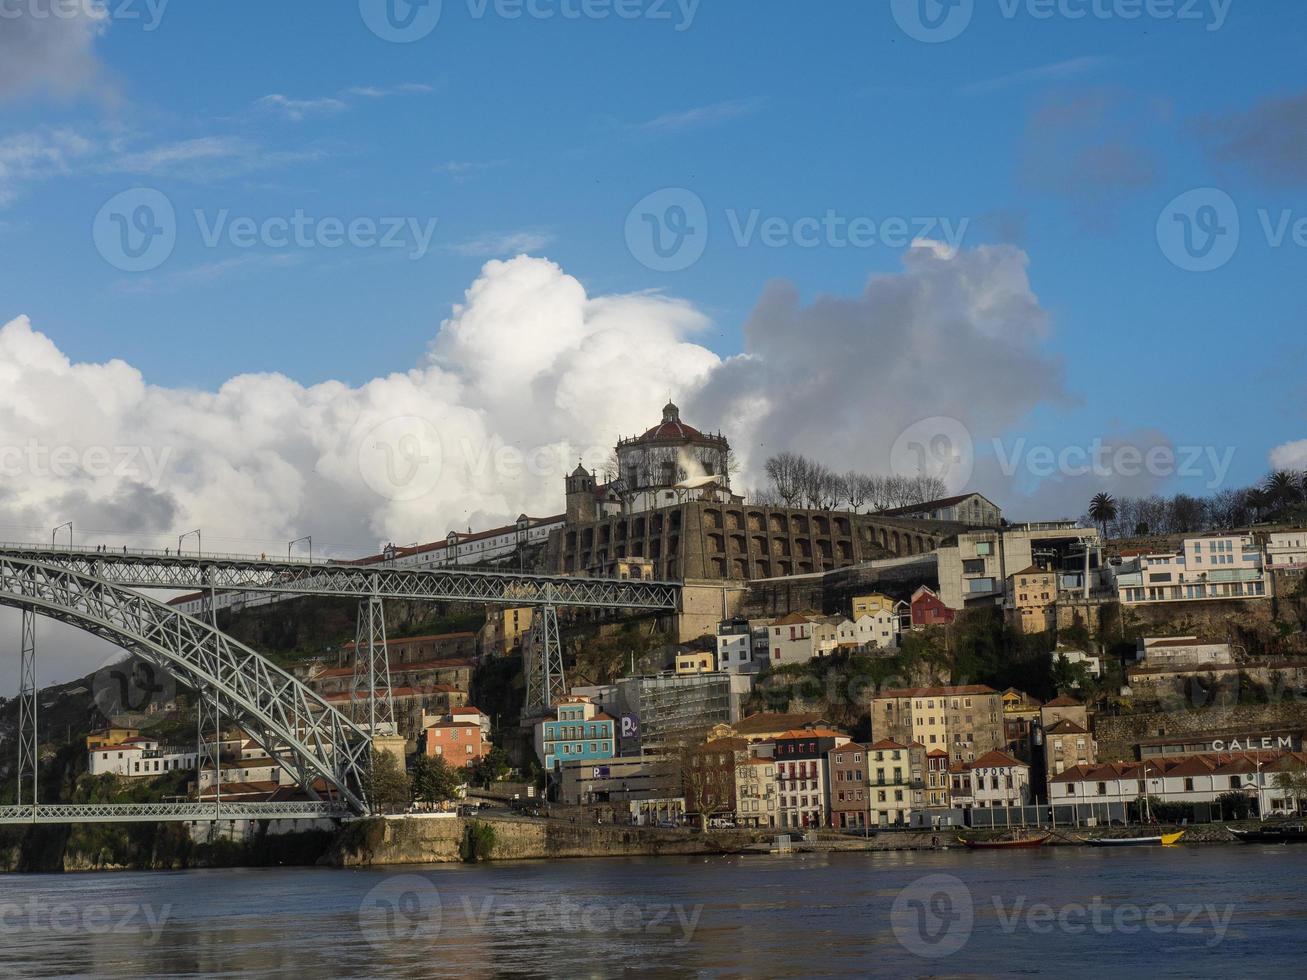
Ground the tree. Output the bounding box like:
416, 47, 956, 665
1265, 471, 1304, 510
366, 749, 411, 811
410, 753, 463, 806
1273, 768, 1307, 814
764, 452, 805, 507
1088, 492, 1118, 539
470, 747, 511, 789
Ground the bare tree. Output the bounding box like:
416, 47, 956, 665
765, 452, 805, 507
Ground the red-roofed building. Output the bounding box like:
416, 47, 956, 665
959, 750, 1032, 809
910, 585, 956, 629
420, 721, 489, 769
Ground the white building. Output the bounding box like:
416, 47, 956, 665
1135, 636, 1234, 667
1266, 530, 1307, 570
963, 750, 1031, 809
768, 613, 820, 666
1113, 534, 1267, 604
88, 736, 198, 778
715, 618, 769, 674
1049, 752, 1307, 813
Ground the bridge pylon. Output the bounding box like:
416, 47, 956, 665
16, 606, 37, 807
350, 595, 396, 736
524, 602, 564, 717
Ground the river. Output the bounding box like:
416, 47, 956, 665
3, 847, 1306, 977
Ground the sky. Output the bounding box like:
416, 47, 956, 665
2, 1, 1307, 687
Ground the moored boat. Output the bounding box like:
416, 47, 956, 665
1081, 830, 1185, 847
1230, 824, 1307, 843
959, 832, 1051, 850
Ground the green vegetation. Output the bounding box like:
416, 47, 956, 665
409, 754, 464, 805
365, 751, 411, 810
458, 820, 496, 863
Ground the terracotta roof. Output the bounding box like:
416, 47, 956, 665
345, 632, 475, 650
1010, 565, 1049, 577
1043, 695, 1083, 708
874, 684, 997, 699
868, 738, 912, 750
773, 728, 846, 740
1044, 720, 1089, 735
969, 750, 1026, 769
732, 712, 828, 735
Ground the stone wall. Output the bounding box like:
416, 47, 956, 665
328, 815, 720, 867
547, 500, 962, 582
1094, 702, 1307, 760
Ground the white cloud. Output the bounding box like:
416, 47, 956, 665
0, 0, 108, 102
1271, 439, 1307, 472
0, 128, 96, 205
0, 249, 1082, 689
449, 231, 556, 257
255, 94, 349, 121
634, 99, 764, 133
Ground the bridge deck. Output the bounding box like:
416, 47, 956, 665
0, 543, 681, 610
0, 802, 353, 825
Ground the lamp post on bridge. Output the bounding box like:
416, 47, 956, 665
288, 535, 312, 564
178, 528, 201, 557
52, 522, 72, 548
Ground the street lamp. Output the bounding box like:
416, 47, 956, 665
288, 535, 312, 564
178, 529, 201, 556
52, 522, 73, 548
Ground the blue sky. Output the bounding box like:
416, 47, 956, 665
2, 0, 1307, 536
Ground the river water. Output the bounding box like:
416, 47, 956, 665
2, 846, 1306, 978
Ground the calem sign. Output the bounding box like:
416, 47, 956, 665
1207, 735, 1297, 752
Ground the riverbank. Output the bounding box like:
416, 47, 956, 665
323, 814, 1257, 867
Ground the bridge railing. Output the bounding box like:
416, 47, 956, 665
0, 802, 355, 825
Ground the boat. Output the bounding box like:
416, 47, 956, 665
1081, 830, 1185, 847
958, 832, 1051, 850
1229, 824, 1307, 843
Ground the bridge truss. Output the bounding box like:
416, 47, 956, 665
0, 557, 373, 815
0, 802, 352, 826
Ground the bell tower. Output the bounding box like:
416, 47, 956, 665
565, 462, 597, 524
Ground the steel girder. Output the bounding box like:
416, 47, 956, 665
0, 802, 352, 825
0, 545, 681, 610
16, 606, 37, 806
523, 604, 565, 717
0, 558, 373, 813
350, 596, 395, 735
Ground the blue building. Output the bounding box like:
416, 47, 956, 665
535, 695, 617, 773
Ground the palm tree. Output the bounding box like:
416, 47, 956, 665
1088, 492, 1118, 540
1264, 471, 1303, 511
1244, 487, 1270, 522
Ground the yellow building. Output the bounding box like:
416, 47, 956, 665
869, 685, 1003, 764
676, 649, 718, 675
852, 593, 896, 620
479, 606, 534, 657
87, 727, 140, 751
1005, 566, 1058, 634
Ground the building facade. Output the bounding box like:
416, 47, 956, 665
535, 695, 616, 773
870, 685, 1004, 763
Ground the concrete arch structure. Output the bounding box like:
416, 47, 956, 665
0, 558, 372, 812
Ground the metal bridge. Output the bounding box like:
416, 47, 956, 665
0, 542, 682, 609
0, 541, 683, 825
0, 802, 353, 826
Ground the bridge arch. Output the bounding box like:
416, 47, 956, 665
0, 558, 372, 812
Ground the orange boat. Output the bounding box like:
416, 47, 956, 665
958, 832, 1052, 850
